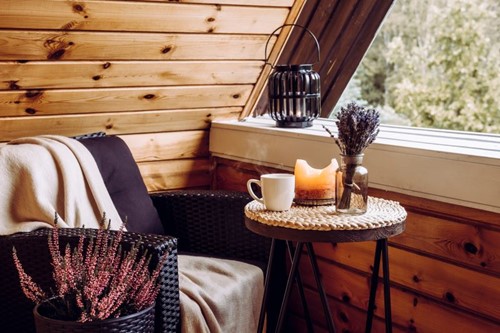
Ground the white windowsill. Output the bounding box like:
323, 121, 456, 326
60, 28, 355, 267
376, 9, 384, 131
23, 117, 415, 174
209, 117, 500, 213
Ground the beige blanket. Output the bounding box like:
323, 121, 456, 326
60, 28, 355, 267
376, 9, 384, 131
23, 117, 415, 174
178, 255, 264, 333
0, 135, 122, 235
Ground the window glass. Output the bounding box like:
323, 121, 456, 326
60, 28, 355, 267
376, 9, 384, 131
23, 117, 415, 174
333, 0, 500, 134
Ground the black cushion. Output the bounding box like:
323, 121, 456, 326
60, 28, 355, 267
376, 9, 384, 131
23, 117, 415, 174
79, 136, 164, 235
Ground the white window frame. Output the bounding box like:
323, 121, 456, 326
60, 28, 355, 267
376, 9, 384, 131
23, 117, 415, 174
209, 116, 500, 213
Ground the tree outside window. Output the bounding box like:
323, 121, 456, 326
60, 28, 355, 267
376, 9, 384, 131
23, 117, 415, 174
334, 0, 500, 134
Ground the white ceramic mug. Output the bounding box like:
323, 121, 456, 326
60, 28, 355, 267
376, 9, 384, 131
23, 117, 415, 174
246, 173, 295, 211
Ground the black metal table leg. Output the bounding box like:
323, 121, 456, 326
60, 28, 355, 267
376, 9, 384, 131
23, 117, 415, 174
365, 239, 383, 333
381, 239, 392, 333
257, 238, 276, 333
306, 242, 336, 333
365, 239, 392, 333
287, 241, 314, 333
276, 241, 304, 333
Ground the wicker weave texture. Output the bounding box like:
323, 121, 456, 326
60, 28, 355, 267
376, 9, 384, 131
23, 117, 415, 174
245, 197, 407, 231
34, 301, 155, 333
152, 190, 271, 264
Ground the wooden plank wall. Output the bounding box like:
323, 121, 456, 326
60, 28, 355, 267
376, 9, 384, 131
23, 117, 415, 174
0, 0, 302, 191
213, 157, 500, 333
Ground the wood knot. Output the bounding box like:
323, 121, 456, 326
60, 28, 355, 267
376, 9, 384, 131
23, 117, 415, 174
73, 4, 84, 12
25, 90, 42, 98
25, 108, 37, 115
341, 293, 350, 303
207, 17, 216, 22
103, 62, 111, 69
232, 94, 240, 99
105, 124, 113, 130
143, 94, 156, 99
464, 242, 478, 255
412, 275, 420, 283
338, 311, 349, 323
92, 75, 101, 81
162, 46, 173, 54
413, 297, 418, 307
8, 81, 20, 90
444, 291, 456, 303
47, 49, 65, 60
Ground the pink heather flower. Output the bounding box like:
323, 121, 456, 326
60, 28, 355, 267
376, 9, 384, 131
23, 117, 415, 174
12, 247, 46, 303
13, 214, 168, 322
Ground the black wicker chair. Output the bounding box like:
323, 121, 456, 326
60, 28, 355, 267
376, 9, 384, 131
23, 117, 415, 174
0, 136, 282, 333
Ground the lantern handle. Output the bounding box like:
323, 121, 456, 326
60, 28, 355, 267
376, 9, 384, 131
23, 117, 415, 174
264, 23, 321, 67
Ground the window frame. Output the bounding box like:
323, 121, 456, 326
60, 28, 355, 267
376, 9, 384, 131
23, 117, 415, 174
210, 117, 500, 213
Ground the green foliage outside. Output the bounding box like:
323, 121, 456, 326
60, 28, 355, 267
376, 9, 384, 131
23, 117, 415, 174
335, 0, 500, 133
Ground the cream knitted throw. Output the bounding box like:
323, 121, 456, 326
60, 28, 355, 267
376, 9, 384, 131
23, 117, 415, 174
178, 255, 264, 333
0, 135, 123, 235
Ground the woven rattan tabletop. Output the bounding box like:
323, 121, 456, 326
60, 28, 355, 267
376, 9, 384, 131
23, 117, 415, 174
244, 197, 407, 242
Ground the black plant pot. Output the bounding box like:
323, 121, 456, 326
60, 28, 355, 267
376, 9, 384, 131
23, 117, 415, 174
33, 299, 155, 333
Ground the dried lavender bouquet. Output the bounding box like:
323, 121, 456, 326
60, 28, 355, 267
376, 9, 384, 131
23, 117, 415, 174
323, 102, 380, 211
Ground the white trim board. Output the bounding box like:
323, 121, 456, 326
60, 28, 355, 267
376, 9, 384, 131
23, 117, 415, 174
210, 117, 500, 213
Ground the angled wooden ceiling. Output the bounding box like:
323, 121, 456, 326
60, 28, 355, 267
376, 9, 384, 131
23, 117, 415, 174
0, 0, 305, 142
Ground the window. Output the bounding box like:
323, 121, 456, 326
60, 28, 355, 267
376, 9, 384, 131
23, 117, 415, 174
334, 0, 500, 134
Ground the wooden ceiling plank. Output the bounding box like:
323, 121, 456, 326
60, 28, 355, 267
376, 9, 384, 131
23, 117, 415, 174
120, 131, 210, 163
0, 60, 263, 89
0, 0, 289, 34
138, 158, 211, 192
0, 31, 275, 61
117, 0, 294, 6
0, 107, 241, 142
0, 85, 253, 116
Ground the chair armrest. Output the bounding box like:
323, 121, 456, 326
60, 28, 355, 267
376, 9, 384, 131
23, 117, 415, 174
0, 228, 179, 333
151, 190, 271, 265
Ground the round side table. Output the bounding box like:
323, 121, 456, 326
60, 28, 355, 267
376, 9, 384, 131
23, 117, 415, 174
245, 196, 407, 333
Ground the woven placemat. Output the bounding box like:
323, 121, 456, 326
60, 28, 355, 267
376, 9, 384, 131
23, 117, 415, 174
245, 197, 407, 231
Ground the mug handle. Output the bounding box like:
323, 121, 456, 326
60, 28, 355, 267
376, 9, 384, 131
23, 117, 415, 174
247, 179, 264, 204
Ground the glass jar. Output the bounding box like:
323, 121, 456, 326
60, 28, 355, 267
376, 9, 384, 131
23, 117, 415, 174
336, 154, 368, 215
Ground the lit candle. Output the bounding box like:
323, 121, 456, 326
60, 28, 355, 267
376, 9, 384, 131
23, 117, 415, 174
294, 159, 338, 205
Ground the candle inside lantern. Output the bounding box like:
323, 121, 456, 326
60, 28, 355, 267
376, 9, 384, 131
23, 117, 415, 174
294, 159, 338, 205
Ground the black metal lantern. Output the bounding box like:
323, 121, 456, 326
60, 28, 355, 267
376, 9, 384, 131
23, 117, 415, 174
265, 24, 321, 128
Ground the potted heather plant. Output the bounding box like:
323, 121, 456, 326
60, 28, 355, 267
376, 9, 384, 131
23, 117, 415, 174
12, 214, 167, 333
324, 102, 380, 214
